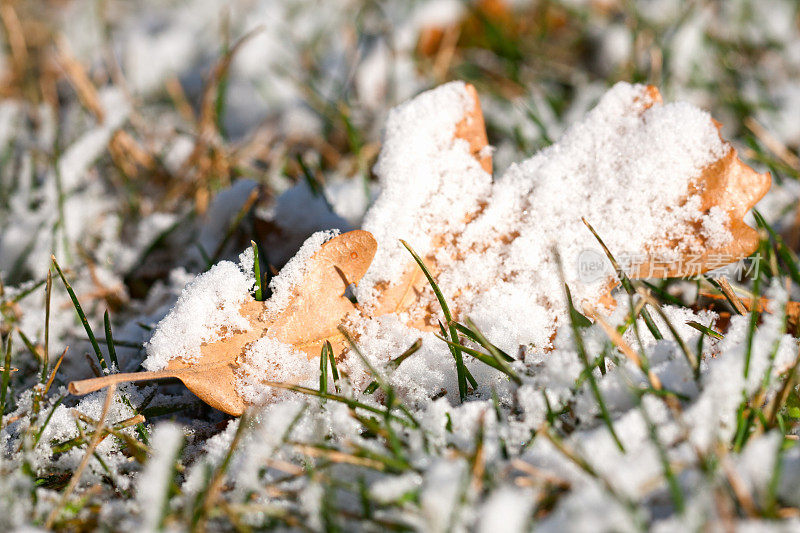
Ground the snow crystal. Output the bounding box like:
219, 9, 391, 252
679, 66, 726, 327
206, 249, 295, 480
143, 248, 255, 370
701, 206, 734, 249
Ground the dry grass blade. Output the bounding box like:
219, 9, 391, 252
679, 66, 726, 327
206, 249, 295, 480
745, 117, 800, 170
716, 277, 748, 315
55, 36, 104, 121
45, 383, 116, 529
44, 346, 68, 394
584, 303, 665, 391
291, 443, 387, 471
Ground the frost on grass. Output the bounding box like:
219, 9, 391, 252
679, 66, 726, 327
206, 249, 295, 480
143, 248, 255, 370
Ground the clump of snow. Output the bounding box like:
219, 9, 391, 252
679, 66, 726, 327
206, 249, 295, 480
700, 205, 734, 249
143, 248, 255, 370
358, 80, 493, 298
234, 336, 318, 404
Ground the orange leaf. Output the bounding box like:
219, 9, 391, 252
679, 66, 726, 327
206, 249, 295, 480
69, 230, 376, 415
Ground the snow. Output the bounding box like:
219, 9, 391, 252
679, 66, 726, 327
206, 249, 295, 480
359, 80, 493, 297
477, 486, 534, 533
143, 248, 255, 370
358, 81, 731, 354
135, 422, 184, 531
235, 336, 318, 404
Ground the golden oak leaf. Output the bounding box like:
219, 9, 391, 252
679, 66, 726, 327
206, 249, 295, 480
367, 84, 770, 327
69, 230, 376, 415
618, 87, 771, 280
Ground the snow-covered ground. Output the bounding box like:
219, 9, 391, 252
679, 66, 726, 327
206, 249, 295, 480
2, 0, 800, 530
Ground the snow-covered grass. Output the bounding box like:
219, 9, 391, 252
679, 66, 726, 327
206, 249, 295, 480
2, 0, 800, 530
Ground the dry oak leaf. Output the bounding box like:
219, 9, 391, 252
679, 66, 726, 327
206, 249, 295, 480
69, 230, 377, 415
360, 82, 770, 336
699, 291, 800, 337
70, 82, 770, 415
622, 90, 770, 279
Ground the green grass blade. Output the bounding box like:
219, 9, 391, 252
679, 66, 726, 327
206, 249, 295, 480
320, 341, 329, 398
338, 327, 420, 428
103, 310, 119, 370
582, 218, 663, 340
439, 321, 478, 390
400, 239, 467, 401
16, 327, 40, 365
435, 334, 522, 385
266, 380, 415, 427
51, 255, 108, 371
639, 398, 684, 514
452, 322, 514, 362
638, 288, 699, 379
464, 317, 521, 381
703, 275, 746, 315
44, 268, 51, 383
251, 240, 264, 301
0, 335, 12, 428
743, 253, 763, 379
388, 338, 423, 370
686, 321, 723, 340
33, 394, 67, 446
565, 283, 625, 453
754, 209, 800, 285
326, 340, 339, 383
